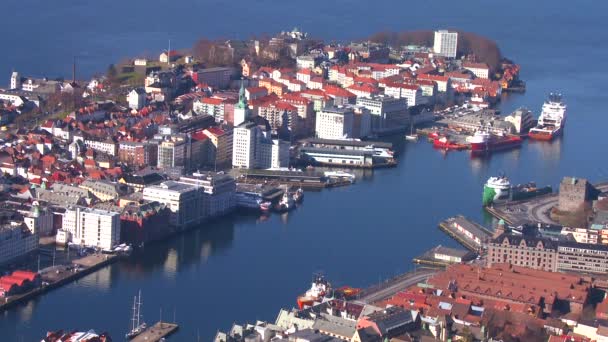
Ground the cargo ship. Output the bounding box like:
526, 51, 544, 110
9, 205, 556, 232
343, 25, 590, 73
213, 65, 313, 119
483, 175, 552, 206
528, 93, 566, 141
468, 130, 522, 154
433, 136, 468, 150
297, 275, 330, 309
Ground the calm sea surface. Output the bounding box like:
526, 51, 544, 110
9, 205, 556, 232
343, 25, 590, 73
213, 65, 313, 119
1, 0, 608, 340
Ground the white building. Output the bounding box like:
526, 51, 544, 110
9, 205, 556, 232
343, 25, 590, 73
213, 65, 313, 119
23, 203, 54, 236
127, 88, 146, 110
143, 181, 201, 228
433, 30, 458, 58
384, 84, 424, 107
296, 55, 315, 70
234, 82, 252, 126
463, 62, 490, 79
10, 71, 20, 90
61, 207, 121, 250
232, 121, 289, 169
84, 139, 117, 156
315, 106, 355, 140
0, 223, 38, 265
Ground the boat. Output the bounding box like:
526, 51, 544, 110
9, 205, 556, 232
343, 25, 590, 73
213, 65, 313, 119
511, 182, 552, 201
292, 188, 304, 203
126, 290, 146, 340
483, 175, 553, 206
235, 192, 264, 210
468, 129, 522, 154
528, 93, 566, 141
260, 201, 271, 213
274, 193, 295, 213
483, 175, 511, 206
405, 121, 418, 141
297, 275, 330, 309
324, 171, 356, 183
433, 136, 468, 150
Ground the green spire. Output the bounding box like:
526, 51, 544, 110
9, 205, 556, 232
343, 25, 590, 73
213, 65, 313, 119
237, 80, 247, 109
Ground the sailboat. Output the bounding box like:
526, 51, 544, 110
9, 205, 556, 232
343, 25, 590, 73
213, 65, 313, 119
126, 290, 147, 340
405, 120, 418, 141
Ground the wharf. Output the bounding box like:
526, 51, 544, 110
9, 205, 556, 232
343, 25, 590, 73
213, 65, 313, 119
355, 268, 438, 304
0, 254, 120, 313
438, 216, 493, 252
412, 245, 476, 268
131, 321, 179, 342
485, 182, 608, 225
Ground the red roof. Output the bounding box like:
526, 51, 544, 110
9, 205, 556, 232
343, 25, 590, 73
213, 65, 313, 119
323, 85, 356, 98
191, 131, 209, 141
386, 83, 419, 91
11, 271, 37, 282
463, 62, 489, 70
273, 101, 298, 111
347, 83, 380, 94
201, 97, 224, 106
246, 87, 268, 94
204, 127, 225, 136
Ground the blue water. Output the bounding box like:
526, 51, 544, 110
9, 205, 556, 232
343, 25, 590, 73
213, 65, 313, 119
1, 0, 608, 341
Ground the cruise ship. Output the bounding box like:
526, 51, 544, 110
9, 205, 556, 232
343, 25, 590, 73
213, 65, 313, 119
528, 93, 566, 141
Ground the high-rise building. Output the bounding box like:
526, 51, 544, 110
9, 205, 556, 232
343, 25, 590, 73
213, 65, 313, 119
142, 181, 201, 228
315, 106, 355, 140
433, 30, 458, 58
356, 95, 409, 131
178, 172, 236, 219
232, 119, 289, 169
61, 207, 121, 250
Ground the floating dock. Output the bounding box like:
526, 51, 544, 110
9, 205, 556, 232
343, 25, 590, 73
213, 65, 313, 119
438, 216, 493, 252
131, 321, 179, 342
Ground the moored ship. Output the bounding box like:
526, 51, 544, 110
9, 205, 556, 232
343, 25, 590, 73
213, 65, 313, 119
483, 175, 553, 206
296, 275, 330, 309
468, 130, 522, 154
528, 93, 566, 141
433, 136, 468, 150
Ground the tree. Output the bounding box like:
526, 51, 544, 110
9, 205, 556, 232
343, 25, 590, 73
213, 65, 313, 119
106, 64, 118, 87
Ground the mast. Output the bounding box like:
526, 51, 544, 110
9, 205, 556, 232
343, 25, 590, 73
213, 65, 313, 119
131, 296, 137, 331
137, 290, 142, 328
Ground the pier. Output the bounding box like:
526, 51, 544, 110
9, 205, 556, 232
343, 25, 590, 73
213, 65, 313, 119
0, 254, 120, 313
438, 216, 493, 251
131, 321, 179, 342
355, 268, 438, 304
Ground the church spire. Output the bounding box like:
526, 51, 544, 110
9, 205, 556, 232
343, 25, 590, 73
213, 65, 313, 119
237, 79, 247, 109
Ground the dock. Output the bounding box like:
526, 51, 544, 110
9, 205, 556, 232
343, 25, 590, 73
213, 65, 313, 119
131, 321, 179, 342
0, 254, 120, 313
355, 268, 438, 304
438, 216, 493, 252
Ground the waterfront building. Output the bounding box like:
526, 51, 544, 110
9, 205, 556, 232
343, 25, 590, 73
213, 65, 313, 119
315, 106, 355, 140
463, 62, 490, 79
120, 201, 171, 244
118, 141, 158, 168
61, 206, 121, 250
356, 95, 409, 130
23, 203, 54, 236
232, 119, 289, 169
142, 181, 201, 228
178, 172, 236, 218
127, 88, 146, 110
433, 30, 458, 58
0, 222, 38, 266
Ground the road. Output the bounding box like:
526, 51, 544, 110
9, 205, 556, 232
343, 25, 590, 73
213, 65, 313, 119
356, 268, 438, 304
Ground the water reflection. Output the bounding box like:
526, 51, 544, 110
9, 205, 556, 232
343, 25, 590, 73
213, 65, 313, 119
118, 217, 237, 277
527, 136, 563, 163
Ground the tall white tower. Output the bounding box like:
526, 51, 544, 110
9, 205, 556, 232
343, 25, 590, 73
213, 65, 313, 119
10, 71, 20, 90
433, 30, 458, 58
233, 81, 252, 126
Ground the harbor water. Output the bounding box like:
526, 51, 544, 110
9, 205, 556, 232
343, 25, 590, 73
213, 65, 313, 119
1, 0, 608, 340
